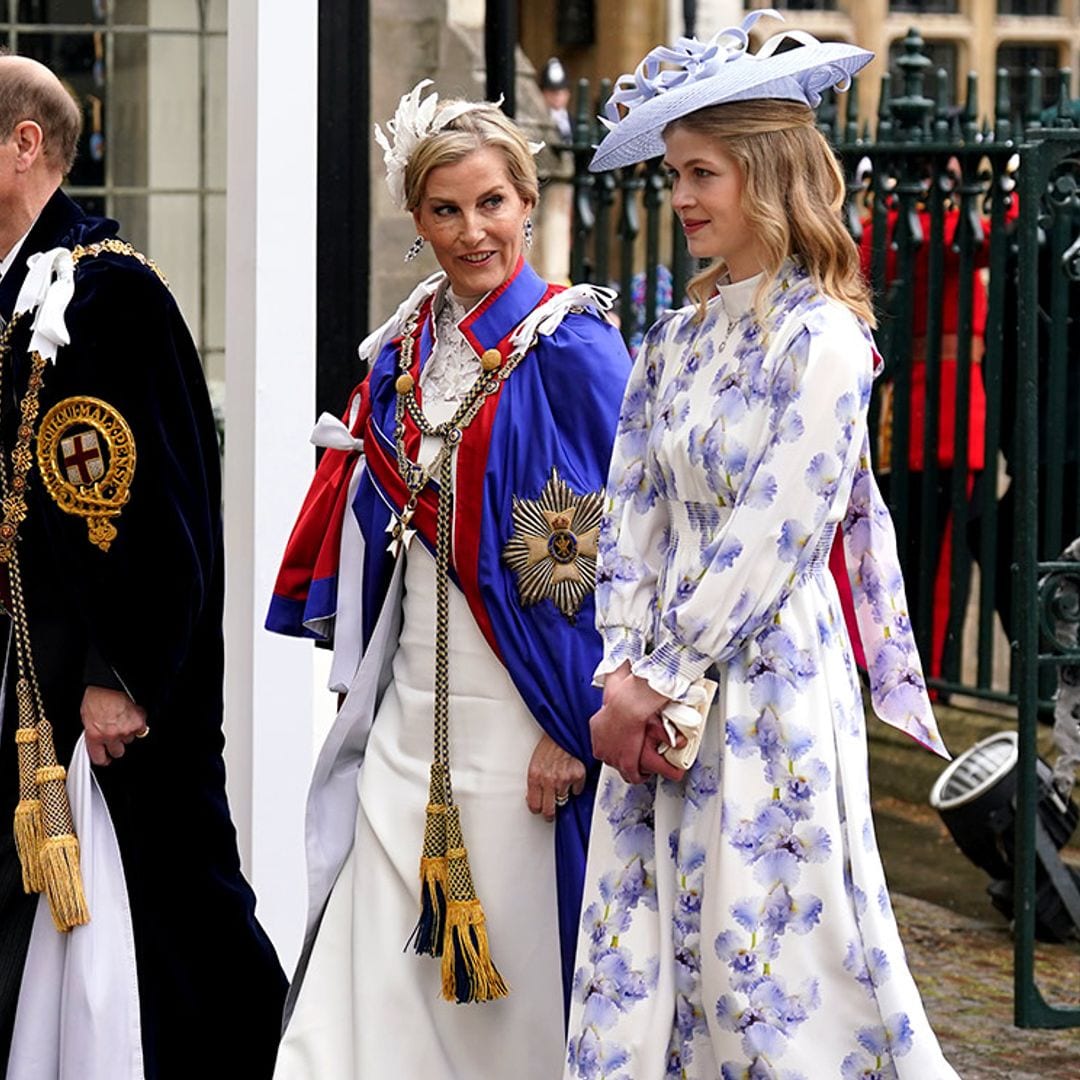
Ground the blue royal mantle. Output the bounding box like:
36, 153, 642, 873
269, 260, 632, 1008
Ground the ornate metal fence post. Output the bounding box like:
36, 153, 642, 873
642, 157, 665, 334
617, 165, 643, 345
592, 80, 616, 289
941, 80, 986, 685
570, 78, 596, 285
1014, 125, 1080, 1029
976, 70, 1017, 691
881, 30, 934, 560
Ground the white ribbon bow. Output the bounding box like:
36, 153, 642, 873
509, 283, 618, 351
602, 9, 781, 124
658, 676, 718, 770
310, 412, 364, 453
13, 247, 75, 364
356, 270, 445, 366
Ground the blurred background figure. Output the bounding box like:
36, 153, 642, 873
540, 56, 573, 144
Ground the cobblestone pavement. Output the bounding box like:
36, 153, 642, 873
869, 702, 1080, 1078
894, 893, 1079, 1079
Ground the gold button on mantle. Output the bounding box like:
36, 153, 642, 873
480, 348, 503, 372
395, 373, 415, 395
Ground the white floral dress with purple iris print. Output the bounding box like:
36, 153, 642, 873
564, 262, 958, 1080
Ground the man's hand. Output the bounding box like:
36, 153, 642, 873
590, 673, 671, 785
526, 733, 587, 822
81, 685, 148, 766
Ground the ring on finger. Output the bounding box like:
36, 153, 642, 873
554, 791, 569, 807
135, 726, 150, 739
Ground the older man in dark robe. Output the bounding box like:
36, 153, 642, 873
0, 54, 285, 1079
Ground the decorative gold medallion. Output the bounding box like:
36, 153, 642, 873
502, 467, 602, 621
36, 396, 136, 551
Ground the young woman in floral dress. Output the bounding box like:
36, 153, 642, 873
565, 14, 960, 1080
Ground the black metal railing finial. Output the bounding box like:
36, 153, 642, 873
1026, 69, 1044, 132
891, 27, 934, 142
933, 67, 951, 142
844, 75, 861, 146
962, 72, 980, 144
995, 67, 1012, 143
877, 71, 894, 142
1054, 69, 1075, 128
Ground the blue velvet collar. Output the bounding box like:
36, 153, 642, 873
417, 257, 548, 365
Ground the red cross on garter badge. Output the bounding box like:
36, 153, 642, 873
59, 430, 105, 484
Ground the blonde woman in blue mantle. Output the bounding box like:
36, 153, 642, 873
268, 82, 632, 1079
565, 13, 959, 1080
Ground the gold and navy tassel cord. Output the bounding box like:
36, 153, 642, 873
13, 681, 44, 894
407, 760, 448, 956
395, 312, 522, 1002
5, 460, 89, 932
430, 449, 507, 1002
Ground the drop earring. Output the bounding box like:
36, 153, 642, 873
404, 235, 425, 262
523, 218, 534, 250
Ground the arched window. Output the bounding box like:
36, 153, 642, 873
889, 1, 958, 13
998, 1, 1058, 14
996, 41, 1065, 119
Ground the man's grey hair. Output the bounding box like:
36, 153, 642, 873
0, 50, 82, 175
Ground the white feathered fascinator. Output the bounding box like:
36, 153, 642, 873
375, 79, 544, 210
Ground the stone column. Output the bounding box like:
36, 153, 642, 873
850, 0, 890, 130
969, 0, 999, 123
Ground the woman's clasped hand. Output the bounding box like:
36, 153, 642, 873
590, 660, 685, 784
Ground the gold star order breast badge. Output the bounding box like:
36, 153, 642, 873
502, 467, 603, 621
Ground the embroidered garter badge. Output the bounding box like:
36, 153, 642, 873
502, 467, 602, 621
36, 396, 136, 552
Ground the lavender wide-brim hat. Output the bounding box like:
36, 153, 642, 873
590, 9, 873, 172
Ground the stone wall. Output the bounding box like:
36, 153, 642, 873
370, 0, 561, 322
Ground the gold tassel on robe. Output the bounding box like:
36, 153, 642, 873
440, 806, 508, 1004
13, 721, 44, 894
35, 749, 89, 932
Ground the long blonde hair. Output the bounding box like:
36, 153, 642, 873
666, 99, 874, 326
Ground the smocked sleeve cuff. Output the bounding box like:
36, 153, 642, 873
592, 626, 648, 686
631, 637, 713, 703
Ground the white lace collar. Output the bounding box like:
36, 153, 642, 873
419, 284, 487, 405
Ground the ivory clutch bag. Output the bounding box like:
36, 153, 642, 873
657, 676, 719, 770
